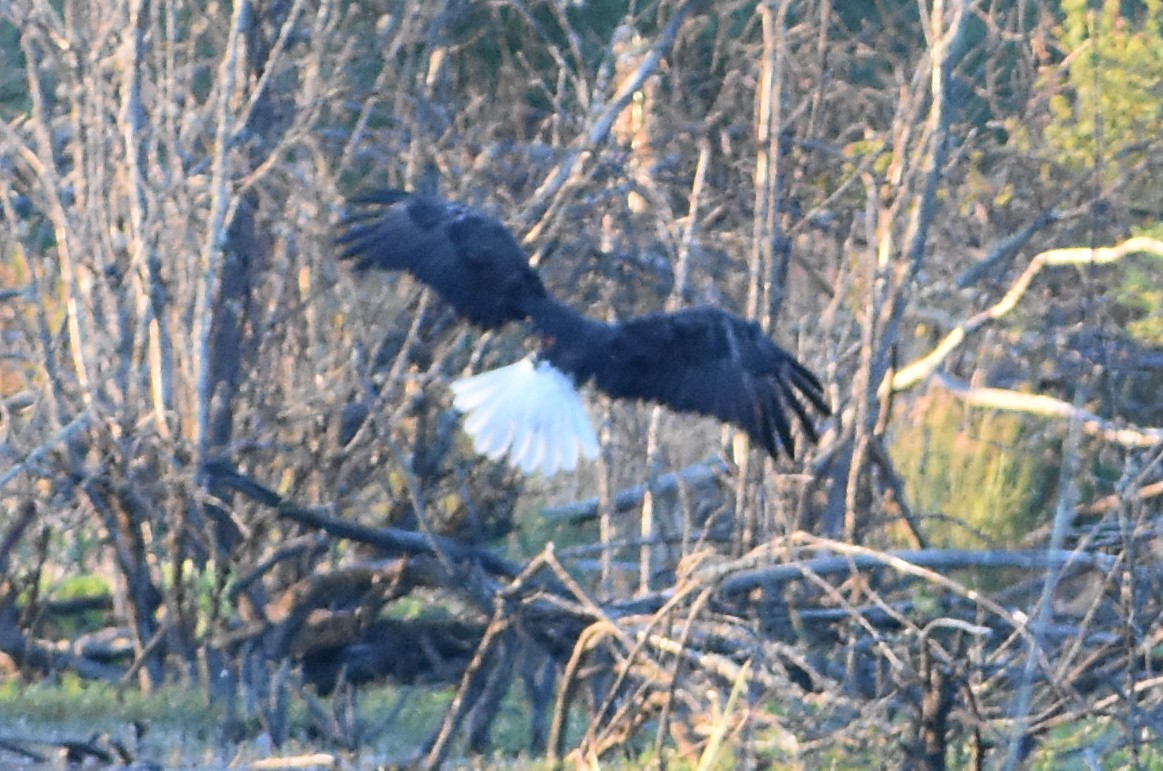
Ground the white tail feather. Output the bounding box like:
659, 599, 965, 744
565, 388, 601, 462
451, 357, 599, 476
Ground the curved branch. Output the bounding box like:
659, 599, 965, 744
889, 236, 1163, 394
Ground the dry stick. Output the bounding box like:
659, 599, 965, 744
227, 535, 326, 603
639, 421, 660, 593
748, 0, 774, 323
539, 545, 631, 647
651, 587, 715, 762
1001, 386, 1084, 771
645, 632, 784, 691
117, 618, 172, 688
0, 619, 123, 683
521, 0, 699, 241
934, 372, 1163, 448
715, 542, 1118, 598
1052, 675, 1163, 730
836, 176, 881, 541
587, 559, 776, 759
580, 599, 705, 746
1051, 555, 1127, 685
846, 0, 967, 542
545, 0, 590, 96
763, 536, 1083, 694
193, 0, 249, 460
0, 738, 47, 765
584, 679, 645, 757
695, 660, 752, 771
381, 433, 457, 576
646, 135, 707, 586
346, 297, 468, 577
955, 206, 1062, 289
339, 290, 434, 454
543, 456, 727, 523
868, 436, 927, 548
547, 620, 620, 765
0, 412, 92, 494
889, 236, 1163, 395
788, 144, 886, 299
635, 136, 711, 591
207, 462, 521, 582
236, 0, 309, 146
962, 634, 992, 768
0, 502, 37, 580
914, 619, 990, 767
793, 560, 909, 674
230, 2, 325, 200
505, 0, 582, 107
422, 608, 510, 769
119, 0, 171, 437
594, 401, 616, 598
973, 623, 1060, 710
1079, 479, 1163, 516
250, 754, 338, 770
120, 0, 190, 691
736, 0, 787, 551
542, 546, 668, 758
16, 30, 92, 409
587, 675, 660, 760
1116, 464, 1147, 763
1030, 631, 1122, 729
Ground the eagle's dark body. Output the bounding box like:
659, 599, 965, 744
338, 189, 829, 471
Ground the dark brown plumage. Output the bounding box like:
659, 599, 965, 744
337, 189, 829, 464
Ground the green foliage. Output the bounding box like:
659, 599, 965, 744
46, 573, 110, 600
1114, 250, 1163, 344
1042, 0, 1163, 177
1032, 716, 1163, 769
36, 575, 112, 637
25, 576, 112, 637
892, 391, 1052, 547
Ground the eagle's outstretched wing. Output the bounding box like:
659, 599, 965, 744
538, 304, 830, 459
336, 190, 547, 329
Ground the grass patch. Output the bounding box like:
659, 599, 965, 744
0, 675, 559, 767
0, 675, 214, 725
892, 389, 1053, 548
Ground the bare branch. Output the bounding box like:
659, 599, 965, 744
890, 236, 1163, 394
934, 372, 1163, 448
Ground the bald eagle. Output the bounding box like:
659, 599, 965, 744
337, 190, 830, 476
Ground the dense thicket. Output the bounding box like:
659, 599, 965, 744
0, 0, 1161, 766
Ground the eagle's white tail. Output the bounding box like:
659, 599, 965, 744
450, 357, 600, 476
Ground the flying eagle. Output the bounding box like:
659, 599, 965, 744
337, 189, 830, 476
